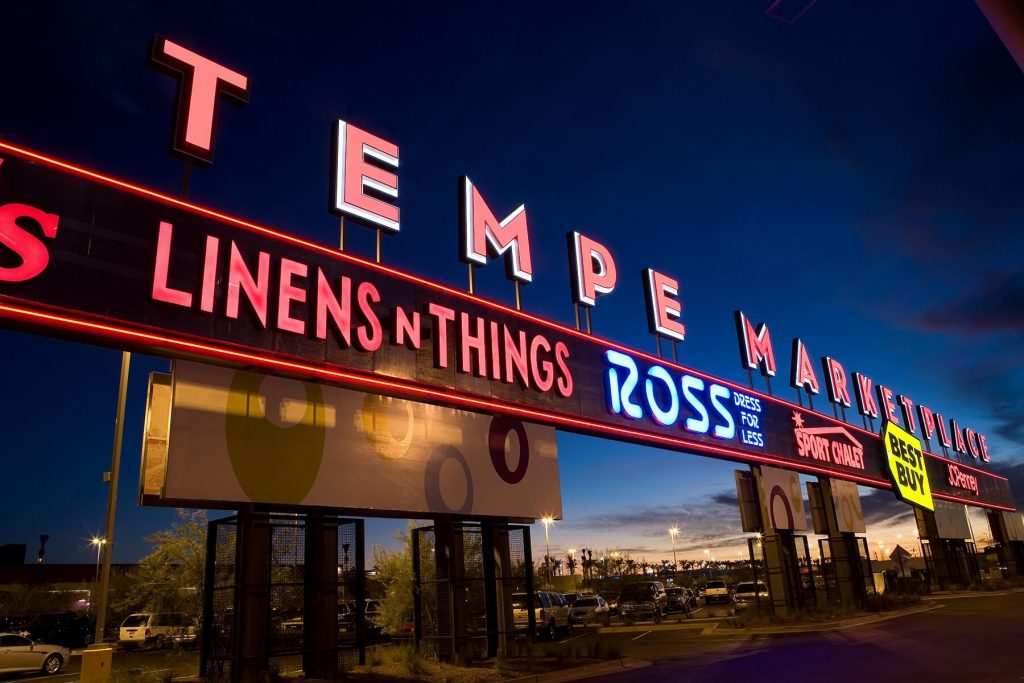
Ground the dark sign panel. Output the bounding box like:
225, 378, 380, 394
0, 142, 1013, 511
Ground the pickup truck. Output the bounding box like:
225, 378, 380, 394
702, 580, 730, 604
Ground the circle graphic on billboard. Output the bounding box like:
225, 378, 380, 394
360, 394, 415, 459
424, 446, 473, 514
225, 371, 326, 504
488, 417, 530, 484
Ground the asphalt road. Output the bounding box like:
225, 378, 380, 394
586, 591, 1024, 683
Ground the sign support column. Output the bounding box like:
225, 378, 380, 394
750, 465, 797, 616
813, 478, 866, 608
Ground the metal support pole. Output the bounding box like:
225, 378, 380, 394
375, 229, 382, 263
339, 216, 346, 251
585, 307, 592, 334
199, 516, 219, 677
94, 350, 130, 646
468, 264, 475, 294
182, 161, 192, 200
515, 281, 522, 310
573, 304, 580, 330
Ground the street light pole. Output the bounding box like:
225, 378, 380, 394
94, 351, 131, 646
668, 527, 679, 577
541, 516, 554, 585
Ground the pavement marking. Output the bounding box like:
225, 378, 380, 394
923, 588, 1024, 601
631, 630, 652, 641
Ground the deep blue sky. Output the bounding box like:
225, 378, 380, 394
1, 2, 1022, 565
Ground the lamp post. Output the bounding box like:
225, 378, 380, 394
541, 516, 554, 585
668, 526, 679, 576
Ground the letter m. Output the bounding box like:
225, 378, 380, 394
459, 176, 533, 283
734, 310, 776, 377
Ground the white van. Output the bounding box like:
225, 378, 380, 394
118, 613, 194, 649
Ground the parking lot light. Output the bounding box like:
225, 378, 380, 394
541, 516, 554, 584
89, 536, 105, 584
668, 527, 679, 573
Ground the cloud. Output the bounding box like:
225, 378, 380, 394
945, 350, 1024, 446
560, 489, 745, 555
916, 270, 1024, 335
859, 488, 915, 528
710, 492, 739, 506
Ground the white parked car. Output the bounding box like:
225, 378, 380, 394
512, 591, 572, 640
569, 596, 610, 625
119, 613, 194, 650
733, 581, 770, 606
0, 632, 69, 675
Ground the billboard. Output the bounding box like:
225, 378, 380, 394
759, 466, 807, 531
145, 361, 561, 519
830, 479, 866, 534
931, 500, 972, 540
1003, 511, 1024, 543
0, 142, 1014, 511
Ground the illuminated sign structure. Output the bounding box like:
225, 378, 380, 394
0, 142, 1013, 512
734, 311, 993, 464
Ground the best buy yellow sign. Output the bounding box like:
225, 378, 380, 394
883, 421, 933, 510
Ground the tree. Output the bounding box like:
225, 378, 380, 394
0, 584, 72, 617
372, 529, 414, 635
116, 509, 207, 620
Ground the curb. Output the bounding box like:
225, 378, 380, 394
599, 621, 712, 635
505, 657, 652, 683
709, 603, 942, 635
922, 587, 1024, 601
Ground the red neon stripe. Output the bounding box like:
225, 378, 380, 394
0, 299, 893, 488
2, 299, 1015, 510
933, 493, 1014, 512
0, 141, 887, 427
0, 140, 1009, 485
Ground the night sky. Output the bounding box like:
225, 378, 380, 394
1, 2, 1022, 566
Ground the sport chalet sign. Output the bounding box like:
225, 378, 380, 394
0, 142, 1013, 512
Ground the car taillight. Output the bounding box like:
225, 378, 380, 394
539, 609, 546, 620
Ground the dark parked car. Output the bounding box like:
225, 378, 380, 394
664, 587, 691, 613
19, 612, 93, 649
618, 581, 667, 624
569, 596, 610, 625
599, 591, 620, 616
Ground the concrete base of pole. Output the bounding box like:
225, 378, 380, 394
81, 646, 113, 683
